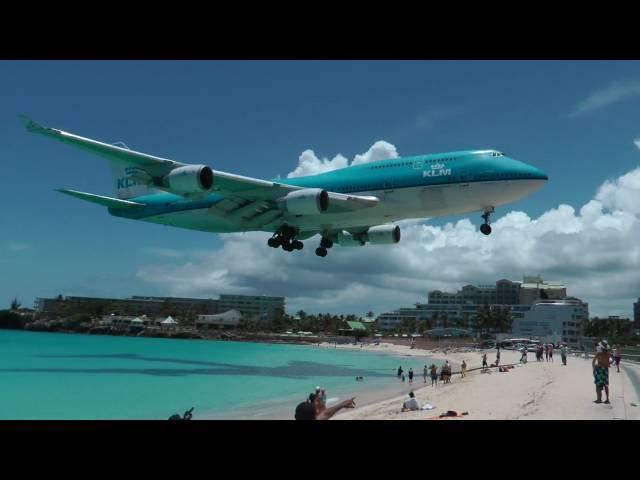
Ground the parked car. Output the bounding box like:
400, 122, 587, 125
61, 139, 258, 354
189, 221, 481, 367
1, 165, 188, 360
527, 344, 539, 352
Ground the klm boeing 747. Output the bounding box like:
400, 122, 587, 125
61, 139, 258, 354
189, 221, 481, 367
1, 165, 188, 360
22, 116, 548, 257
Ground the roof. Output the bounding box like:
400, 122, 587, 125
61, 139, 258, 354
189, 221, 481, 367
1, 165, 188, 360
346, 321, 367, 331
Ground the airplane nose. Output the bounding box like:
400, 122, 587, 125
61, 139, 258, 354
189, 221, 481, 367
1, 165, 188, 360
532, 166, 548, 181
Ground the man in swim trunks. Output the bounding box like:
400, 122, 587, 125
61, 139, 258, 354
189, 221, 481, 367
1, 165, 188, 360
592, 343, 611, 404
430, 363, 438, 387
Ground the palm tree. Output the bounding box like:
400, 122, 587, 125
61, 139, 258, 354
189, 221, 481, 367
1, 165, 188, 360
10, 297, 21, 311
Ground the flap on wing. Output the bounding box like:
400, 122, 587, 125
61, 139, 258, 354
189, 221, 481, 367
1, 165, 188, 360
56, 188, 146, 209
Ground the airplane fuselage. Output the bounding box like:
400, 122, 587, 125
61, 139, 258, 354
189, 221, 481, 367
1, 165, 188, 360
109, 149, 548, 234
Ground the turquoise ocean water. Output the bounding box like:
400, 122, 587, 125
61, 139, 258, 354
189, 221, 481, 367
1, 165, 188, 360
0, 330, 435, 420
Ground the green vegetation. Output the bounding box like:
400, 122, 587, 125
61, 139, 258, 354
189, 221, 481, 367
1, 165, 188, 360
582, 317, 640, 346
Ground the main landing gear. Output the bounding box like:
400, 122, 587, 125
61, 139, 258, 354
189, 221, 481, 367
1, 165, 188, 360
267, 225, 304, 253
480, 206, 494, 235
315, 237, 333, 257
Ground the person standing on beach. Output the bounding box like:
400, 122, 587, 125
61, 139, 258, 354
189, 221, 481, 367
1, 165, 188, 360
545, 343, 549, 362
482, 353, 488, 371
495, 347, 501, 366
548, 343, 554, 362
430, 363, 438, 387
397, 366, 403, 379
461, 360, 467, 378
561, 344, 568, 366
613, 345, 621, 373
408, 368, 414, 383
592, 343, 611, 404
423, 365, 428, 383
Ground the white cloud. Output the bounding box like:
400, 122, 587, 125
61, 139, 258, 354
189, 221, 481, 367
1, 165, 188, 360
287, 141, 398, 178
634, 138, 640, 150
137, 141, 640, 318
570, 80, 640, 117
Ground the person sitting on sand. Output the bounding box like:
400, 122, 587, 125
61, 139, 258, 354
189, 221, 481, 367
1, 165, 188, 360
592, 342, 611, 404
461, 360, 467, 378
430, 363, 438, 387
401, 391, 421, 411
295, 396, 357, 420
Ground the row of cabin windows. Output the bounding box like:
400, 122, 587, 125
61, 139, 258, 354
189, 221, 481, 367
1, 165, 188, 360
370, 158, 458, 169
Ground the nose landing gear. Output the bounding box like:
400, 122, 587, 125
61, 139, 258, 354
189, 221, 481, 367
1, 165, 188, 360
480, 207, 494, 235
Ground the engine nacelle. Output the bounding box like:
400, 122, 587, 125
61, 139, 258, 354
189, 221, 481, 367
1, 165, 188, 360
164, 165, 213, 194
283, 188, 329, 215
366, 224, 401, 244
336, 230, 365, 247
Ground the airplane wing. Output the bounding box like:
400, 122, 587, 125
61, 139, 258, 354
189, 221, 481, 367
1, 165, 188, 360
21, 116, 379, 224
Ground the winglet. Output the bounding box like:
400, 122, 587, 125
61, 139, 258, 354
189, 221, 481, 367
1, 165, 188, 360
18, 114, 48, 133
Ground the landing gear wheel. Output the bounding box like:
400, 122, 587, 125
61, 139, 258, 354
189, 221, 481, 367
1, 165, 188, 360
320, 238, 333, 249
267, 237, 280, 248
293, 240, 304, 250
282, 243, 294, 252
480, 224, 492, 235
315, 247, 327, 257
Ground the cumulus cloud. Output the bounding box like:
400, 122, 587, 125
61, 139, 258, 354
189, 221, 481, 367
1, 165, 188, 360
286, 141, 398, 178
137, 143, 640, 318
634, 138, 640, 151
570, 80, 640, 117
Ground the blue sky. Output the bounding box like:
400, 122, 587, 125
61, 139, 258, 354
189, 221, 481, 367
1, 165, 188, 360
2, 61, 640, 317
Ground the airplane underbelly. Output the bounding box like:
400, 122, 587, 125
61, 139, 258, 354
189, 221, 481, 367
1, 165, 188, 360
141, 209, 241, 233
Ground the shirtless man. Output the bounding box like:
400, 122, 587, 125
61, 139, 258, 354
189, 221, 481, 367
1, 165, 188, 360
592, 344, 611, 404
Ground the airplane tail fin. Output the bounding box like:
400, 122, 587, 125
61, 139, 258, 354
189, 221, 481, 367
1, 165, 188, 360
56, 188, 147, 209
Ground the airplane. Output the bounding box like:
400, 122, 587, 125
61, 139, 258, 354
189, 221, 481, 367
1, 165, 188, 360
21, 116, 548, 258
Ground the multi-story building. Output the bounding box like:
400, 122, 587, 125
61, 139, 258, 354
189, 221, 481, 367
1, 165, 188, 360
35, 294, 285, 321
218, 295, 285, 322
429, 279, 522, 306
510, 299, 588, 348
518, 275, 566, 305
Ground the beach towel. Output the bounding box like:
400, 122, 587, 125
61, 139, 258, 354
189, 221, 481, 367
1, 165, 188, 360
421, 404, 435, 410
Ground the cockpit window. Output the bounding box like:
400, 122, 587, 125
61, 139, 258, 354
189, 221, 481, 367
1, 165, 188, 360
491, 152, 504, 157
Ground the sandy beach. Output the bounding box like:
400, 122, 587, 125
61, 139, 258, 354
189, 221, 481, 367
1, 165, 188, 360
320, 343, 640, 420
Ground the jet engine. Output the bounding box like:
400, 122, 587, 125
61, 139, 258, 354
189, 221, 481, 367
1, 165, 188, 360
163, 165, 214, 194
283, 189, 329, 215
366, 224, 401, 244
